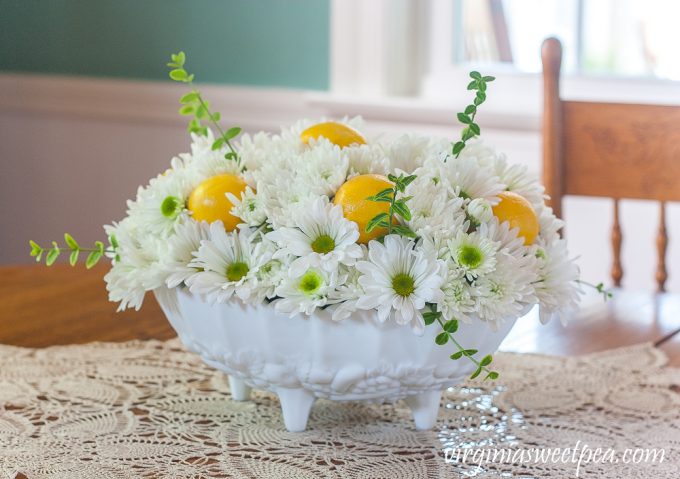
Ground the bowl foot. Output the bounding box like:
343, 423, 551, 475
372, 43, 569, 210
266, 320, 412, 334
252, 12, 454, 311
277, 387, 316, 432
228, 376, 252, 401
404, 390, 442, 430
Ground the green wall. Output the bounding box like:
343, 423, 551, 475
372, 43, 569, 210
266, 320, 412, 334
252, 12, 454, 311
0, 0, 330, 90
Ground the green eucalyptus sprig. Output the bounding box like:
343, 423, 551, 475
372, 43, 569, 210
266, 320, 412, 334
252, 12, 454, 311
29, 234, 115, 268
451, 71, 495, 158
167, 52, 242, 164
365, 173, 417, 239
424, 305, 499, 381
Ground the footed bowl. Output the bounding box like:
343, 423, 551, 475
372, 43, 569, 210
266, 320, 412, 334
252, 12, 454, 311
154, 287, 517, 431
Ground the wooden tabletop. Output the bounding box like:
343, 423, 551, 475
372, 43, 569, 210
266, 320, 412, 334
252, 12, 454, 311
1, 265, 679, 366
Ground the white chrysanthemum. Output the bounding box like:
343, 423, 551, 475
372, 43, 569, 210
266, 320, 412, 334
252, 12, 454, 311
355, 235, 444, 334
227, 186, 267, 227
439, 268, 479, 324
103, 219, 166, 311
267, 197, 362, 277
329, 263, 366, 321
125, 171, 194, 238
446, 228, 499, 281
466, 198, 494, 227
534, 237, 581, 325
172, 130, 242, 183
346, 144, 390, 176
187, 222, 271, 303
493, 157, 545, 207
296, 141, 349, 196
386, 134, 450, 173
405, 174, 467, 237
162, 219, 211, 288
474, 254, 537, 325
274, 267, 342, 316
441, 155, 505, 201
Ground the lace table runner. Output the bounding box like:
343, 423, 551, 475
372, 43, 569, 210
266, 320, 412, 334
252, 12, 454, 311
1, 339, 678, 478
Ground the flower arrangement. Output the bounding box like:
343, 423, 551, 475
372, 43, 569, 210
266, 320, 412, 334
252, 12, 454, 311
30, 53, 584, 381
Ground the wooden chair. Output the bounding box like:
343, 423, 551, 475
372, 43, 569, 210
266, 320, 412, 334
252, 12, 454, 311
541, 37, 680, 292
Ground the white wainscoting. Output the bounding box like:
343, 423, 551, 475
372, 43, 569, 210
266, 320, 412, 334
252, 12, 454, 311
0, 73, 676, 292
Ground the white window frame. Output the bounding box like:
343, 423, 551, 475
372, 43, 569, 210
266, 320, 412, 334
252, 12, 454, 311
321, 0, 680, 130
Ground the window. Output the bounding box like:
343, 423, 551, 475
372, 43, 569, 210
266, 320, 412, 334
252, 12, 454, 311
455, 0, 680, 80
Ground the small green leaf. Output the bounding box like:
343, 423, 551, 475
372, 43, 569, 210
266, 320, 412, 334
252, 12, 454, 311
469, 123, 480, 135
224, 126, 242, 140
391, 225, 417, 238
179, 104, 195, 116
474, 92, 486, 105
478, 81, 487, 92
46, 247, 60, 266
95, 241, 104, 254
212, 138, 225, 151
69, 249, 79, 266
401, 175, 417, 187
29, 240, 42, 257
466, 80, 478, 90
470, 366, 482, 380
211, 112, 221, 122
366, 213, 389, 233
435, 332, 449, 345
195, 104, 208, 119
179, 91, 199, 104
450, 351, 463, 360
485, 371, 499, 380
387, 173, 398, 183
423, 310, 441, 325
462, 128, 475, 141
224, 152, 238, 161
469, 71, 482, 80
86, 251, 102, 269
392, 201, 411, 221
169, 69, 187, 81
463, 349, 478, 356
452, 141, 465, 155
482, 75, 496, 82
64, 233, 79, 250
443, 319, 458, 333
480, 354, 493, 367
457, 113, 471, 124
464, 105, 476, 115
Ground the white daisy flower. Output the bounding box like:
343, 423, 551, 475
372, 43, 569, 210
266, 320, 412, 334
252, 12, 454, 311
493, 157, 546, 207
126, 170, 194, 238
267, 197, 362, 277
328, 263, 366, 322
274, 267, 342, 316
188, 222, 271, 303
355, 235, 445, 335
446, 228, 499, 281
346, 144, 390, 177
162, 219, 211, 288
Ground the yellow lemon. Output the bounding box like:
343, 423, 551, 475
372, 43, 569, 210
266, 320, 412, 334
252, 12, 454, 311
188, 174, 248, 231
333, 174, 394, 244
492, 191, 539, 245
300, 121, 366, 148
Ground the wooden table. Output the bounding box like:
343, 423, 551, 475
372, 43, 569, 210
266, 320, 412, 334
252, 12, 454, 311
1, 265, 679, 366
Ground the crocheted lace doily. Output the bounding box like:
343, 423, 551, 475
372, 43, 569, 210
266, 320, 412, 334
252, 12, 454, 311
1, 339, 678, 478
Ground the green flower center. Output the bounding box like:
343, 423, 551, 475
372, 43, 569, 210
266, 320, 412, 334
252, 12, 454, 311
311, 234, 335, 254
458, 245, 483, 269
226, 261, 249, 282
298, 270, 324, 296
392, 273, 415, 297
160, 196, 183, 219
